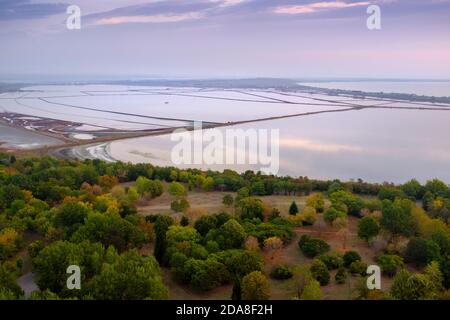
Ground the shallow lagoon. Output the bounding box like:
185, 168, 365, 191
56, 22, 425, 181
108, 107, 450, 184
0, 123, 60, 149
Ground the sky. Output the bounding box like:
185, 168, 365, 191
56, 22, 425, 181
1, 0, 450, 80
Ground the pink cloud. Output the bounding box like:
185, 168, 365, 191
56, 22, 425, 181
95, 12, 203, 25
274, 1, 371, 14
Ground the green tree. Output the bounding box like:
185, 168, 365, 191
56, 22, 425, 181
154, 215, 174, 263
71, 212, 146, 252
217, 249, 264, 279
378, 187, 406, 201
343, 251, 361, 268
335, 267, 346, 284
235, 187, 250, 202
0, 262, 23, 299
88, 250, 168, 300
401, 179, 423, 200
289, 201, 299, 215
424, 179, 450, 198
390, 269, 429, 300
136, 176, 151, 195
251, 181, 266, 196
170, 198, 190, 213
300, 206, 317, 225
194, 215, 219, 237
0, 228, 22, 260
306, 193, 325, 213
424, 261, 444, 296
168, 182, 187, 197
183, 258, 230, 291
323, 207, 346, 224
357, 216, 380, 243
241, 271, 270, 300
349, 260, 367, 276
231, 278, 241, 300
166, 226, 201, 246
56, 201, 91, 235
301, 279, 323, 300
310, 259, 330, 286
217, 219, 246, 250
222, 194, 234, 207
201, 177, 215, 191
180, 216, 189, 226
380, 199, 416, 238
298, 235, 330, 258
237, 197, 264, 220
404, 237, 441, 267
33, 241, 104, 295
377, 254, 403, 277
329, 190, 364, 217
127, 187, 139, 202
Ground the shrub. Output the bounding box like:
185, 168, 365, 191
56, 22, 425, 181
241, 271, 270, 300
404, 237, 441, 267
298, 234, 312, 247
390, 269, 432, 300
343, 251, 361, 268
324, 207, 346, 224
306, 193, 325, 213
166, 226, 201, 246
329, 190, 365, 217
154, 215, 174, 263
287, 214, 303, 227
298, 235, 330, 258
244, 220, 294, 245
0, 228, 22, 261
180, 216, 189, 226
300, 206, 317, 225
378, 187, 406, 201
183, 258, 230, 291
194, 215, 219, 237
318, 253, 343, 270
168, 182, 187, 197
216, 249, 264, 278
222, 194, 234, 207
237, 197, 264, 220
357, 216, 380, 243
270, 265, 293, 280
335, 267, 347, 284
377, 254, 404, 277
289, 201, 299, 215
205, 240, 220, 253
301, 280, 323, 300
349, 261, 368, 276
171, 198, 190, 212
28, 240, 45, 259
217, 219, 246, 250
310, 259, 330, 286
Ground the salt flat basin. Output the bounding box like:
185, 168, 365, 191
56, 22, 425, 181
300, 81, 450, 97
72, 133, 95, 140
0, 85, 351, 132
3, 83, 450, 183
0, 123, 61, 149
